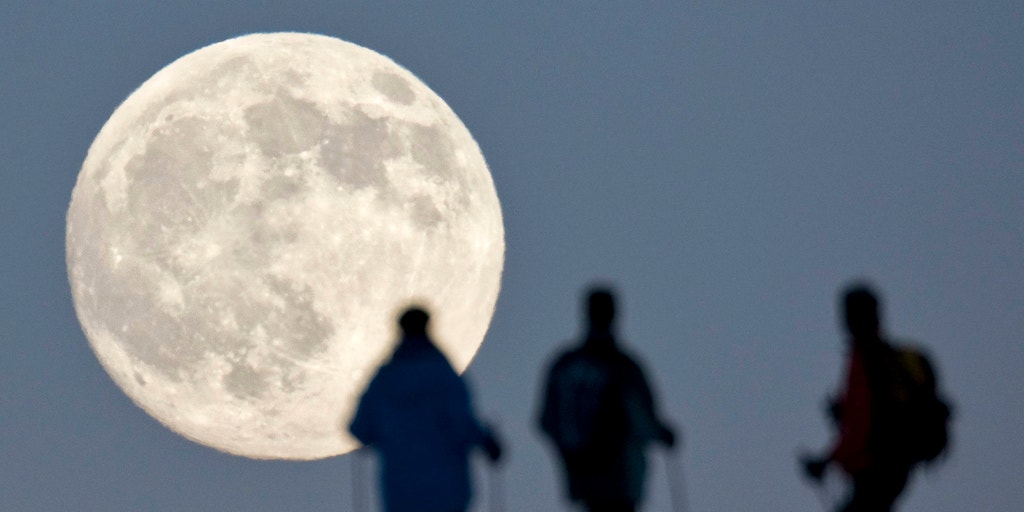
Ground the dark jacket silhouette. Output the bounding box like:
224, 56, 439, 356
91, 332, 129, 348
350, 307, 500, 512
538, 287, 675, 511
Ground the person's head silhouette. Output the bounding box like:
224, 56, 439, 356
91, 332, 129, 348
586, 286, 616, 330
399, 307, 430, 337
841, 284, 881, 340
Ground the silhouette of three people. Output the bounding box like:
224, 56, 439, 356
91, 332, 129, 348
349, 281, 949, 512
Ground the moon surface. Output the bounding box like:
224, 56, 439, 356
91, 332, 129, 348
65, 33, 504, 459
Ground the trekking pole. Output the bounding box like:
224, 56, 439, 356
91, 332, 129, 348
664, 448, 690, 512
351, 448, 367, 512
488, 458, 504, 512
812, 480, 831, 512
486, 415, 505, 512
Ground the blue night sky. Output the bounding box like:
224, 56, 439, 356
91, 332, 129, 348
2, 2, 1022, 511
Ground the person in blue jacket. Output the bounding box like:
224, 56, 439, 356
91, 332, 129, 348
349, 306, 502, 512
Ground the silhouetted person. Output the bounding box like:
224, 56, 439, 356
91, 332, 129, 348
538, 285, 677, 512
350, 306, 502, 512
801, 283, 951, 512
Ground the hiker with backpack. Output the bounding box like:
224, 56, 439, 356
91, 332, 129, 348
538, 285, 678, 512
800, 283, 952, 512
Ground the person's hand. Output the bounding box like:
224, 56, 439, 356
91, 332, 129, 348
825, 394, 843, 424
799, 454, 829, 482
660, 425, 678, 449
482, 430, 503, 463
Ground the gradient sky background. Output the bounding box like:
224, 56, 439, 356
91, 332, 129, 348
3, 2, 1022, 511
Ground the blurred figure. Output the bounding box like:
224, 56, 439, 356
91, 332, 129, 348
800, 283, 952, 512
538, 285, 677, 512
350, 306, 502, 512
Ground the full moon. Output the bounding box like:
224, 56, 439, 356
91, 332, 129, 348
65, 33, 504, 459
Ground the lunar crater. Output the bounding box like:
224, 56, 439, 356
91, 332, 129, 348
319, 110, 398, 190
245, 95, 330, 157
372, 71, 416, 105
